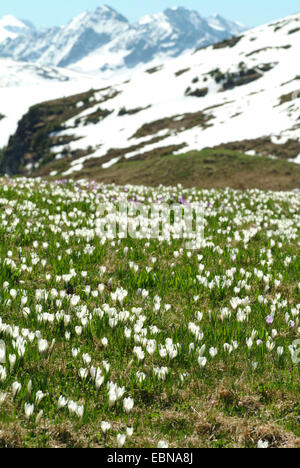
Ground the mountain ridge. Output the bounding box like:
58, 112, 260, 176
1, 11, 299, 179
0, 5, 246, 74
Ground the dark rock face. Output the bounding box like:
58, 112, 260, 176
0, 107, 44, 175
185, 87, 209, 98
1, 108, 65, 175
0, 89, 96, 175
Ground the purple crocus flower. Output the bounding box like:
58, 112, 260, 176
266, 315, 274, 325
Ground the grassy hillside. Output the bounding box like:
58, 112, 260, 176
38, 149, 300, 191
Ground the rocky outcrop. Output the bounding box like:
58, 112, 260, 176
0, 87, 113, 175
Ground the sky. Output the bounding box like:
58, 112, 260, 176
0, 0, 299, 29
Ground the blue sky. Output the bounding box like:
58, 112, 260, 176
1, 1, 299, 28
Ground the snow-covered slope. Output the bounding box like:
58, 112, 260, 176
0, 57, 91, 87
0, 58, 99, 146
1, 13, 300, 176
0, 6, 246, 74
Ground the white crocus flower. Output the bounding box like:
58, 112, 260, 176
0, 341, 6, 363
257, 439, 269, 448
79, 368, 88, 380
101, 421, 111, 434
12, 381, 21, 397
277, 347, 284, 357
123, 397, 134, 414
117, 434, 126, 448
24, 403, 34, 420
38, 339, 49, 354
108, 389, 117, 408
198, 356, 207, 368
209, 347, 218, 358
157, 440, 169, 448
0, 365, 7, 382
101, 337, 108, 347
58, 395, 68, 409
35, 390, 46, 405
95, 375, 105, 390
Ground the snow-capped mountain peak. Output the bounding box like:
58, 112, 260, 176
0, 5, 247, 74
90, 4, 129, 23
139, 7, 213, 33
67, 5, 129, 32
0, 14, 28, 30
207, 13, 247, 35
0, 14, 34, 42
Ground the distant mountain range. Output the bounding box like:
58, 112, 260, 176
1, 11, 300, 178
0, 5, 247, 74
